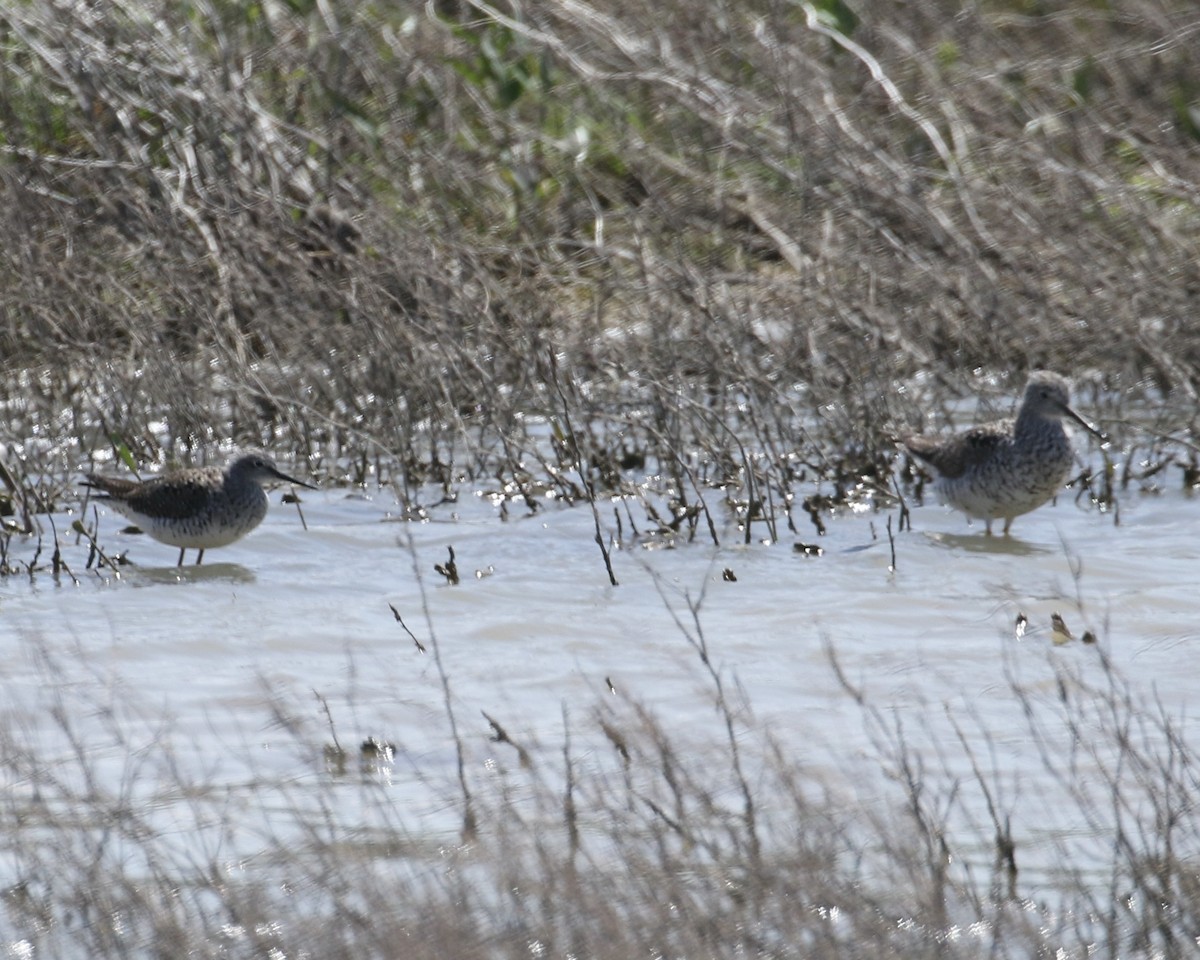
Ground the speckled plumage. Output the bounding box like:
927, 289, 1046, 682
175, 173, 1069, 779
903, 371, 1101, 535
84, 453, 316, 565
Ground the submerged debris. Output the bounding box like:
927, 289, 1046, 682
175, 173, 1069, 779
1050, 612, 1074, 646
483, 711, 533, 769
434, 546, 460, 585
388, 604, 427, 653
360, 736, 396, 773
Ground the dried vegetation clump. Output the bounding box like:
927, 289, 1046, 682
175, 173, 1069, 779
0, 0, 1198, 521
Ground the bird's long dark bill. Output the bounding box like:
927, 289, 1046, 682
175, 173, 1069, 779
270, 468, 318, 489
1059, 403, 1108, 443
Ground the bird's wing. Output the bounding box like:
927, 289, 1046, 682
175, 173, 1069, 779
88, 475, 214, 520
83, 475, 142, 498
904, 422, 1010, 480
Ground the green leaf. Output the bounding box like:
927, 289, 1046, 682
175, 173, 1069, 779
813, 0, 859, 37
1071, 56, 1096, 103
497, 75, 526, 109
1171, 89, 1200, 142
111, 438, 138, 475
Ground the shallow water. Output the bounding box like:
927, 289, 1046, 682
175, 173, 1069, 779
1, 469, 1196, 913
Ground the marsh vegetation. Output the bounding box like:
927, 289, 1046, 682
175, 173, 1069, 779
1, 0, 1198, 517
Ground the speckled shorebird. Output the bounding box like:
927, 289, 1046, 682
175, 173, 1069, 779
84, 453, 316, 565
903, 371, 1103, 535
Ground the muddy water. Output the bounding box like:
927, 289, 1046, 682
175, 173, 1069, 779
1, 469, 1195, 901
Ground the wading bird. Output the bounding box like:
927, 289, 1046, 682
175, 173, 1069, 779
84, 452, 316, 565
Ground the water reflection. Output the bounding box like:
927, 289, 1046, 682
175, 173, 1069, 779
127, 562, 259, 586
919, 529, 1051, 555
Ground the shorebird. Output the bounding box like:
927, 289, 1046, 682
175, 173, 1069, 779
84, 452, 316, 565
903, 371, 1103, 535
